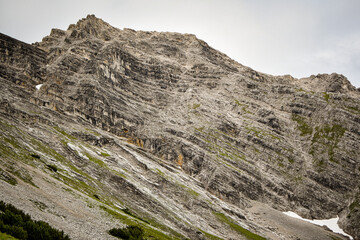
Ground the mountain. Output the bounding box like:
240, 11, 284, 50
1, 14, 359, 240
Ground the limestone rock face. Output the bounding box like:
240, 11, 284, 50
1, 15, 359, 240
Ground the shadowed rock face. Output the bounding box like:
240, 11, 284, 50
0, 14, 359, 240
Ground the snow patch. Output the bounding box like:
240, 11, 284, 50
283, 211, 353, 239
36, 84, 43, 90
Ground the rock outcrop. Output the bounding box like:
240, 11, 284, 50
0, 15, 359, 240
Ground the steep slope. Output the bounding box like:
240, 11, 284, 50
0, 15, 359, 240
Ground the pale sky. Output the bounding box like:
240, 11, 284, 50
1, 0, 360, 88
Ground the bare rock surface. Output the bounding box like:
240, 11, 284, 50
0, 14, 359, 239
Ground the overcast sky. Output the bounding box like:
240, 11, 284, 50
1, 0, 360, 88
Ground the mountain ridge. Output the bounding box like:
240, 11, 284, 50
1, 14, 359, 240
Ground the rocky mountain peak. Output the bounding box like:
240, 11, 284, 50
1, 15, 360, 240
296, 73, 358, 94
37, 14, 116, 49
67, 14, 115, 37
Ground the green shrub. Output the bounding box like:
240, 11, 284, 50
0, 231, 19, 240
0, 200, 70, 240
0, 221, 28, 240
109, 225, 144, 240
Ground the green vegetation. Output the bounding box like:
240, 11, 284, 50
0, 124, 112, 202
269, 133, 280, 140
235, 100, 253, 114
100, 206, 182, 240
311, 124, 346, 162
349, 192, 360, 211
100, 206, 130, 222
245, 127, 263, 139
329, 235, 346, 240
313, 124, 346, 142
346, 188, 360, 221
0, 121, 31, 166
121, 208, 149, 224
198, 229, 224, 240
83, 152, 106, 168
3, 137, 21, 150
108, 225, 144, 239
154, 168, 165, 177
242, 106, 253, 114
288, 157, 295, 164
323, 92, 330, 102
245, 126, 279, 140
235, 100, 242, 106
29, 138, 66, 163
0, 136, 31, 166
291, 114, 313, 136
194, 126, 205, 132
213, 212, 266, 240
345, 105, 360, 115
0, 200, 70, 240
277, 161, 285, 168
55, 172, 98, 201
192, 103, 200, 110
7, 166, 36, 188
0, 231, 19, 240
112, 170, 127, 179
100, 152, 110, 157
0, 168, 17, 186
195, 127, 247, 166
0, 121, 39, 170
177, 182, 200, 198
84, 128, 101, 136
53, 126, 77, 140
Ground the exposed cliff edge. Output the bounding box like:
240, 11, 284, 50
0, 15, 359, 240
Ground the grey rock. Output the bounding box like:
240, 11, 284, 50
0, 14, 359, 240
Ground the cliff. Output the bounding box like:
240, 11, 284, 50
0, 15, 359, 239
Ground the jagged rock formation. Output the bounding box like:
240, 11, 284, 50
1, 15, 359, 240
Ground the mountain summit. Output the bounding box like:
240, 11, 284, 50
1, 15, 359, 239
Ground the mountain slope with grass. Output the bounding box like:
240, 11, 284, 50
0, 15, 359, 240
